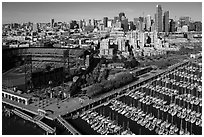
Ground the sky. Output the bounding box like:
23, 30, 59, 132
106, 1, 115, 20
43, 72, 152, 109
2, 2, 202, 24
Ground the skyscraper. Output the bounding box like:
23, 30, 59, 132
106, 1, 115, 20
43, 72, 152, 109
163, 11, 169, 33
169, 19, 175, 32
139, 17, 144, 32
103, 17, 108, 27
51, 19, 54, 28
146, 15, 151, 31
119, 12, 125, 21
121, 18, 128, 32
155, 5, 163, 32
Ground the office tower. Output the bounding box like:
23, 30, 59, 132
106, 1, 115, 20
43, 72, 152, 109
103, 17, 108, 27
169, 19, 175, 32
163, 11, 169, 33
51, 19, 54, 28
129, 21, 135, 30
155, 5, 163, 32
139, 17, 144, 32
119, 12, 125, 21
134, 18, 140, 30
194, 21, 202, 31
107, 19, 113, 27
179, 16, 190, 27
146, 15, 151, 31
121, 18, 129, 32
79, 20, 83, 29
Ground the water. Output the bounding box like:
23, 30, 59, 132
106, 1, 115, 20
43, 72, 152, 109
2, 104, 69, 135
2, 114, 45, 135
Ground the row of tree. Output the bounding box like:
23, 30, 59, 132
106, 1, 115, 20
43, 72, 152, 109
86, 71, 137, 97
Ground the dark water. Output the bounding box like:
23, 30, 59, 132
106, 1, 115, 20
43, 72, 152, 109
2, 104, 70, 135
2, 114, 45, 135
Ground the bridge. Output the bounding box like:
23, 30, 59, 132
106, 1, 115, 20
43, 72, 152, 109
12, 108, 33, 121
33, 115, 44, 121
35, 120, 56, 135
56, 116, 81, 135
12, 108, 56, 134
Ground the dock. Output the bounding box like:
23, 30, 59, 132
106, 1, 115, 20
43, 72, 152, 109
12, 108, 56, 134
56, 116, 81, 135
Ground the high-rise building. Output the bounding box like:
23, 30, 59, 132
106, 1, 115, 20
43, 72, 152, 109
51, 19, 54, 28
169, 19, 175, 32
107, 19, 113, 28
139, 17, 144, 32
134, 18, 140, 30
146, 15, 151, 31
119, 12, 125, 21
155, 5, 163, 32
194, 21, 202, 31
163, 11, 169, 33
79, 20, 83, 29
179, 16, 190, 27
121, 18, 129, 32
103, 17, 108, 27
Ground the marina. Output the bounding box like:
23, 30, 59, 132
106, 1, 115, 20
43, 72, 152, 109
64, 60, 202, 135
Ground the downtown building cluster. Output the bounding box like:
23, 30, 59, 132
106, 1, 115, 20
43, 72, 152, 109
2, 4, 202, 59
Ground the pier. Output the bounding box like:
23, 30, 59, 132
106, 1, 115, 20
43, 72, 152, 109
12, 108, 56, 134
56, 116, 81, 135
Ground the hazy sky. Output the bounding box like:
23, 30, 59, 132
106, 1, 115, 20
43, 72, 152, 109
2, 2, 202, 24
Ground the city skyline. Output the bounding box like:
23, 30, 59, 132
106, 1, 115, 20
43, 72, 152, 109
2, 2, 202, 24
